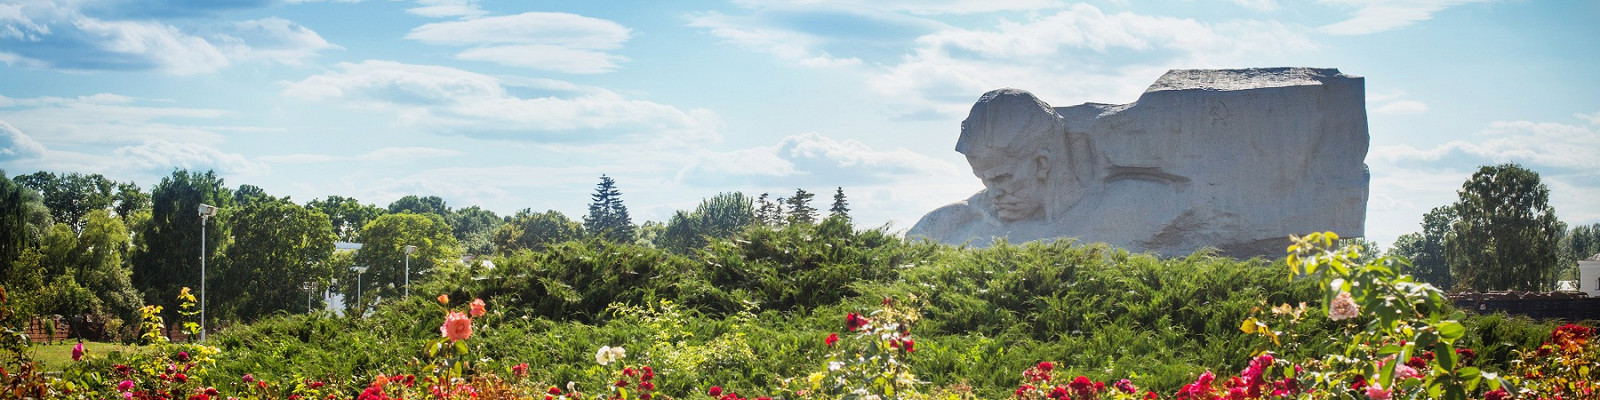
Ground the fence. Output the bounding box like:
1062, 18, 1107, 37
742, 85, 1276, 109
1450, 292, 1600, 321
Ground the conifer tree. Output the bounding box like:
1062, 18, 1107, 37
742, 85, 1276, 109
785, 188, 816, 225
583, 175, 636, 243
829, 187, 850, 219
755, 193, 775, 226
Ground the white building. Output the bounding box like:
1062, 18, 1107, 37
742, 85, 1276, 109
1580, 254, 1600, 298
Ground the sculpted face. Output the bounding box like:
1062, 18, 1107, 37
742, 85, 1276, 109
967, 150, 1050, 221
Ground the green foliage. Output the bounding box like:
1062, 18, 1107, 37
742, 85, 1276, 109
660, 192, 757, 254
387, 194, 450, 217
131, 169, 233, 325
495, 209, 585, 254
585, 175, 636, 243
12, 171, 116, 233
349, 213, 460, 311
1447, 163, 1565, 292
112, 182, 150, 221
755, 192, 782, 227
305, 195, 385, 242
829, 187, 850, 220
217, 194, 337, 321
0, 170, 53, 299
785, 188, 817, 225
450, 205, 503, 256
6, 211, 140, 320
1389, 206, 1455, 290
1559, 222, 1600, 278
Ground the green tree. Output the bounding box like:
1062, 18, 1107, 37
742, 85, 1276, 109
306, 195, 385, 242
388, 195, 450, 217
216, 195, 336, 321
494, 209, 584, 254
784, 188, 816, 225
1388, 206, 1455, 290
1337, 237, 1380, 263
14, 171, 116, 233
0, 170, 52, 277
755, 193, 778, 226
131, 169, 233, 324
660, 192, 757, 253
112, 182, 150, 221
232, 184, 270, 207
1446, 163, 1565, 292
583, 175, 635, 243
1558, 223, 1600, 279
448, 206, 502, 256
7, 211, 140, 319
829, 187, 850, 219
349, 213, 459, 312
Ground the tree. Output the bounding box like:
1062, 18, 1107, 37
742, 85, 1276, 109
494, 209, 583, 254
755, 193, 777, 226
1446, 163, 1565, 292
232, 184, 269, 207
448, 206, 502, 256
1559, 223, 1600, 279
130, 169, 232, 324
14, 171, 116, 233
306, 195, 385, 242
7, 211, 140, 319
829, 187, 850, 220
784, 188, 816, 225
660, 192, 757, 253
583, 175, 635, 243
0, 170, 52, 277
349, 213, 459, 312
1337, 237, 1380, 263
388, 195, 450, 217
112, 182, 150, 221
1388, 206, 1455, 290
216, 195, 336, 321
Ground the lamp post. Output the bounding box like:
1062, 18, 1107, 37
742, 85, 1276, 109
404, 245, 417, 298
352, 266, 368, 317
197, 203, 219, 341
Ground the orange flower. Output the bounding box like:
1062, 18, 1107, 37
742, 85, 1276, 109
437, 294, 450, 305
441, 311, 472, 341
470, 298, 486, 317
374, 373, 390, 388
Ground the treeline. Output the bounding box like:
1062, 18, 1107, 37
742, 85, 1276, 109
0, 168, 857, 338
1383, 163, 1599, 292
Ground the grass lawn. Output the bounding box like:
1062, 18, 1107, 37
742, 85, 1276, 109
26, 342, 147, 371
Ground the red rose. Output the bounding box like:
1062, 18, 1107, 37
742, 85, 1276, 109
624, 367, 637, 377
826, 333, 839, 346
710, 386, 723, 397
1049, 386, 1068, 399
903, 338, 915, 352
175, 373, 188, 383
548, 387, 562, 395
1038, 361, 1054, 372
640, 381, 656, 391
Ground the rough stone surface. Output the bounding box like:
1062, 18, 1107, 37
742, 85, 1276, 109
908, 67, 1370, 257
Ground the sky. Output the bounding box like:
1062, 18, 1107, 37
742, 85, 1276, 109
1, 0, 1596, 250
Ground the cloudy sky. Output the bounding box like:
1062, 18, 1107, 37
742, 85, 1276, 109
1, 0, 1595, 249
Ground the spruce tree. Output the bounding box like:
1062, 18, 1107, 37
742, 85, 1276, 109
785, 188, 816, 225
829, 187, 850, 219
755, 193, 774, 226
583, 175, 636, 243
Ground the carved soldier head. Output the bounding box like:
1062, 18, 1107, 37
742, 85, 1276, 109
955, 89, 1066, 222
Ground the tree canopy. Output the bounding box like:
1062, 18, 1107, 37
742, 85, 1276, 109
131, 169, 233, 323
217, 194, 336, 321
1389, 206, 1455, 290
583, 175, 635, 243
660, 192, 756, 253
495, 209, 584, 255
1446, 163, 1565, 292
349, 213, 459, 313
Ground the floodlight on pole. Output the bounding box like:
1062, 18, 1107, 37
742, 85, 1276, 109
404, 245, 417, 298
197, 203, 219, 341
352, 265, 368, 317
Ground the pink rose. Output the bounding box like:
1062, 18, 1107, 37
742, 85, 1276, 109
118, 380, 134, 391
72, 342, 85, 361
470, 298, 487, 317
440, 311, 472, 341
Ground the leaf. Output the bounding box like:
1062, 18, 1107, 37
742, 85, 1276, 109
1438, 321, 1465, 343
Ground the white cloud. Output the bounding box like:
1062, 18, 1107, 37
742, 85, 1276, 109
0, 93, 237, 144
731, 0, 1065, 15
260, 146, 465, 164
1374, 100, 1429, 115
678, 132, 964, 185
407, 0, 487, 18
112, 139, 268, 176
868, 4, 1316, 116
1317, 0, 1493, 35
0, 120, 46, 160
1576, 111, 1600, 125
1229, 0, 1280, 11
1371, 119, 1600, 170
407, 12, 631, 73
687, 11, 863, 68
280, 60, 720, 142
0, 2, 337, 74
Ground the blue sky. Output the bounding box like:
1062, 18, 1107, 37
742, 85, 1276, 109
1, 0, 1596, 249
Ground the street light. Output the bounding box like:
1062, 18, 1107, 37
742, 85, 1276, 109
197, 203, 219, 341
352, 265, 368, 317
403, 245, 417, 298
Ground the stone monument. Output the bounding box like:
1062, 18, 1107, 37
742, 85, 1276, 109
907, 67, 1369, 257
